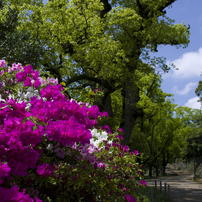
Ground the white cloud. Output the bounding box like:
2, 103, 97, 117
184, 97, 201, 109
163, 48, 202, 79
172, 82, 197, 95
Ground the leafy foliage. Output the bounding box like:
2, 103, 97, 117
0, 0, 45, 68
0, 0, 190, 145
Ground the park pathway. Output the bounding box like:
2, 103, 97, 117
145, 166, 202, 201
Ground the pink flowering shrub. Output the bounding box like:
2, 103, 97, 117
0, 60, 146, 201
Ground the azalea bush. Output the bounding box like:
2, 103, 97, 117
0, 60, 146, 202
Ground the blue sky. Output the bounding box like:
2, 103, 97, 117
42, 0, 202, 109
149, 0, 202, 109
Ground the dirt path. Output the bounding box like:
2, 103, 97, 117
145, 166, 202, 201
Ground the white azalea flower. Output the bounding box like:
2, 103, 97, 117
46, 143, 54, 151
90, 128, 112, 148
22, 87, 40, 100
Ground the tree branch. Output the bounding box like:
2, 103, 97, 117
136, 0, 176, 19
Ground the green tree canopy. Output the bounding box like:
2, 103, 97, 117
0, 0, 190, 145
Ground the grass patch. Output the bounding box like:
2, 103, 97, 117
137, 187, 172, 202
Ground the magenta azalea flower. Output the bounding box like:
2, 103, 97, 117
0, 183, 41, 202
7, 136, 23, 150
39, 83, 65, 100
0, 162, 11, 183
133, 150, 139, 155
140, 180, 147, 187
33, 78, 41, 89
72, 176, 76, 181
0, 60, 7, 68
16, 71, 27, 82
125, 195, 137, 202
24, 76, 32, 87
31, 70, 39, 80
123, 145, 130, 152
13, 162, 29, 177
37, 163, 54, 178
24, 64, 34, 74
118, 128, 124, 133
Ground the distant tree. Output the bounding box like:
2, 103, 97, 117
0, 0, 45, 68
195, 77, 202, 106
129, 75, 194, 176
182, 109, 202, 160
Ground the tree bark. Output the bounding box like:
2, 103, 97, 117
149, 165, 153, 177
162, 153, 166, 176
92, 83, 114, 117
155, 161, 159, 177
155, 167, 159, 177
120, 73, 143, 145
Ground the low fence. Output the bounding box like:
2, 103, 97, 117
146, 180, 171, 202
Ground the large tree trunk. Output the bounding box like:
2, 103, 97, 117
102, 94, 113, 117
155, 167, 159, 177
162, 153, 166, 176
91, 83, 118, 132
155, 161, 159, 177
93, 85, 113, 117
149, 165, 153, 177
120, 72, 143, 146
